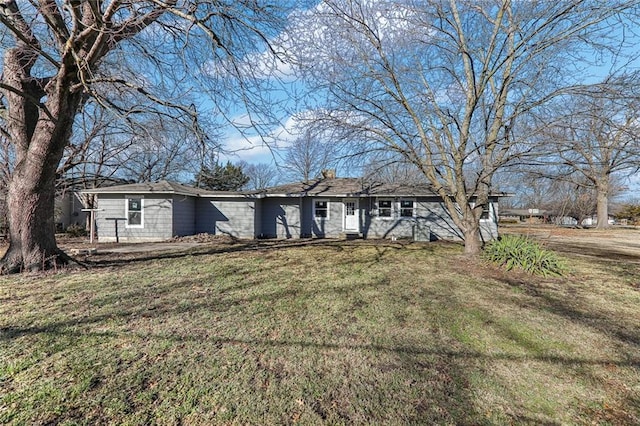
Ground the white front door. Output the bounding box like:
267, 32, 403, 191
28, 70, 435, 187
343, 199, 359, 232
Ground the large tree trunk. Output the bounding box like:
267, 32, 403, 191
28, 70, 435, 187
1, 110, 79, 273
1, 89, 82, 273
1, 47, 82, 272
2, 167, 65, 273
461, 219, 482, 256
439, 193, 485, 256
595, 182, 609, 229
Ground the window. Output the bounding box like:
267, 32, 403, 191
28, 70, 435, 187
345, 201, 355, 216
400, 199, 414, 217
378, 199, 392, 217
314, 200, 329, 218
480, 203, 491, 220
126, 197, 143, 227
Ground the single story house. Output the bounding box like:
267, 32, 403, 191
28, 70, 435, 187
499, 208, 551, 224
82, 177, 505, 243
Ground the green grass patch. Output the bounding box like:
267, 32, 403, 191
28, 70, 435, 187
1, 240, 638, 424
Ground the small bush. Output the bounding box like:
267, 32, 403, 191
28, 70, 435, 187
483, 235, 566, 277
66, 224, 87, 237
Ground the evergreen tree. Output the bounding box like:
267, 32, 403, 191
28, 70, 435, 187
195, 162, 249, 191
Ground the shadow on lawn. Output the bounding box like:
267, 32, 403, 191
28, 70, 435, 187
3, 308, 639, 426
3, 266, 639, 424
4, 323, 638, 369
2, 277, 639, 371
75, 238, 428, 270
544, 240, 640, 264
7, 310, 637, 425
492, 268, 640, 350
0, 266, 477, 423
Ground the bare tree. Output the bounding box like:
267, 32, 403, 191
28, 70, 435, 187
59, 96, 218, 187
281, 127, 338, 182
58, 101, 134, 187
499, 166, 626, 226
114, 123, 206, 183
363, 152, 429, 185
546, 178, 597, 226
0, 131, 11, 234
0, 1, 287, 272
238, 161, 280, 190
288, 0, 639, 254
543, 84, 640, 228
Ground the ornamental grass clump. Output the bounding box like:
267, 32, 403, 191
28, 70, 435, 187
483, 235, 567, 277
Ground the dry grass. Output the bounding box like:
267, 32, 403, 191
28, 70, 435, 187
1, 239, 639, 424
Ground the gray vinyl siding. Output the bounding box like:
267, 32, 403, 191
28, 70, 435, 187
300, 198, 313, 237
172, 195, 196, 237
54, 192, 87, 231
260, 198, 301, 238
362, 197, 415, 240
298, 197, 346, 238
93, 191, 499, 243
416, 200, 463, 240
480, 198, 499, 241
195, 198, 256, 239
363, 215, 417, 239
361, 197, 420, 239
327, 199, 345, 237
360, 197, 499, 242
253, 198, 262, 237
95, 194, 173, 242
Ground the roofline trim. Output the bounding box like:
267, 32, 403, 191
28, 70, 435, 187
82, 189, 512, 198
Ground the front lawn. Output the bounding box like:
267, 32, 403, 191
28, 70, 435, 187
1, 240, 638, 424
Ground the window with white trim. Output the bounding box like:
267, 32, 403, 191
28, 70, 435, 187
377, 199, 393, 218
399, 199, 415, 217
126, 197, 144, 227
314, 200, 329, 219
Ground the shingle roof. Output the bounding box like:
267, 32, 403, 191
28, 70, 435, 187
81, 180, 238, 197
261, 177, 439, 197
82, 177, 508, 199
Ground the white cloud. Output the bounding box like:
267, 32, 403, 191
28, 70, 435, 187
219, 132, 274, 163
220, 113, 302, 164
245, 47, 296, 81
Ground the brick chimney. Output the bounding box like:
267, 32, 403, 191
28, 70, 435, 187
321, 169, 336, 179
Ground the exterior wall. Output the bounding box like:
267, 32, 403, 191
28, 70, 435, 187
259, 198, 301, 238
361, 197, 428, 240
480, 198, 499, 242
195, 198, 257, 239
55, 192, 88, 231
172, 195, 196, 237
300, 198, 313, 237
416, 199, 463, 241
296, 197, 347, 238
95, 194, 173, 242
93, 192, 500, 243
253, 197, 262, 237
361, 196, 499, 242
315, 198, 344, 237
